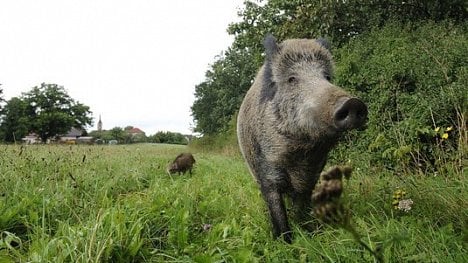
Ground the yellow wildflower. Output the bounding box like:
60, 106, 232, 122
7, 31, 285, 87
434, 127, 440, 132
392, 189, 408, 210
445, 126, 453, 132
442, 133, 449, 139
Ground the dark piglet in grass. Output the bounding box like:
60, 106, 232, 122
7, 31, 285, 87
167, 153, 196, 175
237, 35, 368, 243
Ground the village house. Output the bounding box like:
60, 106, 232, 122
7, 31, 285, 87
127, 127, 145, 137
21, 133, 40, 144
59, 127, 94, 144
21, 127, 92, 144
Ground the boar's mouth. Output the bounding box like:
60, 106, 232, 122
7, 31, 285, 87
333, 98, 368, 132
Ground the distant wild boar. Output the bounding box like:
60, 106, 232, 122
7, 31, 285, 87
167, 153, 196, 175
237, 35, 368, 243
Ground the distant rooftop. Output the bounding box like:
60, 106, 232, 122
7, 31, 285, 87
128, 127, 145, 134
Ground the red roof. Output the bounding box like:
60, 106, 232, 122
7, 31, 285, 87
128, 127, 144, 134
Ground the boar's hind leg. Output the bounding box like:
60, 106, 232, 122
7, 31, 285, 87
260, 184, 292, 243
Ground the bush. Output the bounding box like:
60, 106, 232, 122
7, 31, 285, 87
189, 114, 240, 156
148, 131, 188, 145
332, 21, 467, 173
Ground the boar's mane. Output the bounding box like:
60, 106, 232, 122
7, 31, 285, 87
275, 39, 334, 79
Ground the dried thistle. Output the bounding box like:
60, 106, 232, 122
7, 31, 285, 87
311, 165, 383, 263
311, 165, 350, 224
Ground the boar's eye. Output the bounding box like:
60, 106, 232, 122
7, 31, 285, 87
288, 76, 297, 84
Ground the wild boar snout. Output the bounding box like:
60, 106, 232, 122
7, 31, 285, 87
333, 97, 368, 131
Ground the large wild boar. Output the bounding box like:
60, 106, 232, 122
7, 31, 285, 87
237, 35, 368, 243
167, 153, 196, 175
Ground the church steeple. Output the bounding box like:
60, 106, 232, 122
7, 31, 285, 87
97, 115, 102, 132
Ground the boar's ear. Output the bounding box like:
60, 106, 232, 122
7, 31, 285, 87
316, 38, 331, 50
264, 34, 279, 61
260, 34, 279, 103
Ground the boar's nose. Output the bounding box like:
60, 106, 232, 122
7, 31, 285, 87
334, 98, 368, 131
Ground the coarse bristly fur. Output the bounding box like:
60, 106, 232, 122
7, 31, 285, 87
167, 153, 196, 175
237, 35, 367, 243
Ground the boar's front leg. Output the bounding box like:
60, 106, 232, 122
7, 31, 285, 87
259, 174, 292, 243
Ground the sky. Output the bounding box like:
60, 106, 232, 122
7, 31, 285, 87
0, 0, 245, 135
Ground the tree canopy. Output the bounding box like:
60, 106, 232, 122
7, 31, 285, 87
147, 131, 188, 145
0, 83, 93, 143
0, 97, 29, 142
88, 128, 186, 145
228, 0, 467, 50
191, 48, 257, 135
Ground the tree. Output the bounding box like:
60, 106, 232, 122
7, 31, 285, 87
129, 132, 147, 144
191, 48, 258, 134
228, 0, 467, 49
148, 131, 188, 145
0, 97, 29, 142
0, 84, 4, 111
109, 127, 126, 143
88, 129, 115, 142
20, 83, 93, 143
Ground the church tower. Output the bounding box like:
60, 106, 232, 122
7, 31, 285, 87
97, 115, 102, 132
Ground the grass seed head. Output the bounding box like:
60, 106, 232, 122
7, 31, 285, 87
312, 165, 353, 224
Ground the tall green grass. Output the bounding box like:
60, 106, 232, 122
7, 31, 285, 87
0, 143, 466, 262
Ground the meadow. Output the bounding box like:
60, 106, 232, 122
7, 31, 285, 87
0, 143, 466, 262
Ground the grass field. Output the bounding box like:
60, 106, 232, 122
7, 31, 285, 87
0, 143, 466, 262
